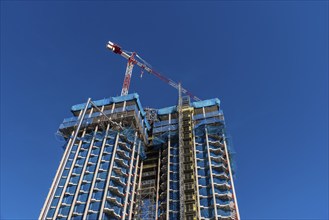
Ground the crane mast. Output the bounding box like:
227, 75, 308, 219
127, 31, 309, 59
107, 41, 201, 101
121, 53, 135, 96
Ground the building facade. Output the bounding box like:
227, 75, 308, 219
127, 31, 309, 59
40, 93, 239, 220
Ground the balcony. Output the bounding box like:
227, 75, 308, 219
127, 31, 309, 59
116, 149, 130, 160
213, 182, 231, 191
109, 186, 125, 197
106, 196, 123, 207
217, 201, 235, 211
215, 192, 233, 201
114, 158, 129, 169
112, 167, 128, 176
103, 207, 121, 220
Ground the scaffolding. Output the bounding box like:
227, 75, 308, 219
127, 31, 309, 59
148, 93, 240, 220
134, 148, 158, 220
178, 85, 199, 220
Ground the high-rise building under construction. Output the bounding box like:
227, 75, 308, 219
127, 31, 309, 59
40, 93, 239, 220
40, 41, 240, 220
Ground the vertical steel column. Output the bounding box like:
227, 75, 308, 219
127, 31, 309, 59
128, 143, 141, 220
80, 122, 110, 218
178, 83, 185, 220
122, 133, 138, 219
39, 130, 74, 219
98, 132, 120, 219
111, 102, 116, 113
155, 150, 161, 219
135, 161, 144, 217
60, 108, 97, 218
205, 129, 218, 219
223, 138, 240, 220
166, 138, 171, 220
40, 99, 90, 219
192, 134, 201, 220
52, 99, 92, 219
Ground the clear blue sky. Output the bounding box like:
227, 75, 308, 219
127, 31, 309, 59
1, 1, 328, 219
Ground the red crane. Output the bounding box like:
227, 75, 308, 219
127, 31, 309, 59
106, 41, 201, 101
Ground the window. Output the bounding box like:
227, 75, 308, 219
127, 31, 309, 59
103, 146, 113, 154
89, 156, 98, 164
94, 141, 102, 147
91, 148, 100, 155
74, 204, 86, 213
70, 176, 80, 184
77, 193, 88, 202
87, 213, 98, 219
50, 197, 59, 207
76, 158, 85, 166
80, 183, 91, 192
62, 168, 69, 177
55, 187, 64, 197
89, 202, 101, 211
83, 174, 93, 182
102, 154, 111, 161
63, 195, 73, 204
78, 150, 88, 157
66, 159, 73, 168
73, 167, 83, 174
59, 178, 67, 187
68, 152, 75, 160
97, 171, 107, 180
106, 139, 115, 145
72, 144, 78, 152
92, 191, 103, 200
86, 164, 96, 173
66, 185, 77, 194
58, 205, 70, 216
94, 181, 105, 189
99, 162, 109, 170
81, 143, 90, 150
46, 208, 55, 218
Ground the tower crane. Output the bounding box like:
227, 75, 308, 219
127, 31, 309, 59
106, 41, 201, 101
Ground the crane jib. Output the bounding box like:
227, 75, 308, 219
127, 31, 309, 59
107, 41, 202, 101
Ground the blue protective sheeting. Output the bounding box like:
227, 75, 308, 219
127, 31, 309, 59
156, 98, 220, 115
93, 98, 111, 107
71, 102, 92, 112
69, 93, 150, 131
71, 93, 146, 117
157, 106, 177, 115
192, 98, 220, 108
111, 93, 146, 117
153, 124, 178, 134
195, 118, 224, 129
153, 119, 178, 128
